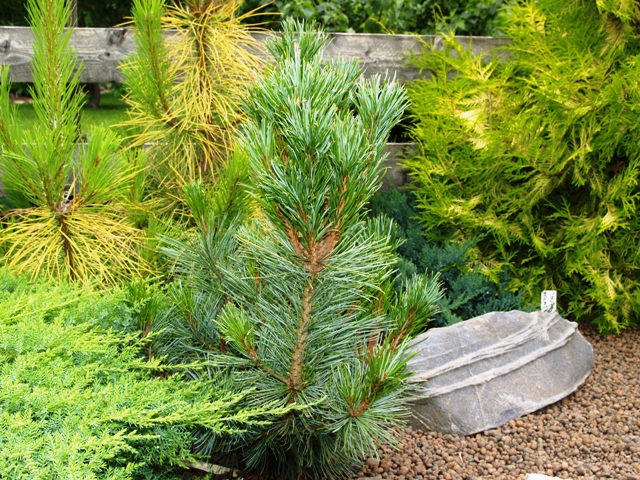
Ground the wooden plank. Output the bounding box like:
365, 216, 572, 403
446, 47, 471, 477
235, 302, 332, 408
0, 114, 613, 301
322, 33, 509, 82
0, 26, 511, 83
0, 27, 133, 83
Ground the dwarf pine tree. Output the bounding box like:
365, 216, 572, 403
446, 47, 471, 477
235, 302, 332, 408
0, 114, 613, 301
159, 20, 442, 479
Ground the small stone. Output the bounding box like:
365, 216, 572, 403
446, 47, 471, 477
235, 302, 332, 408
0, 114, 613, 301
366, 458, 380, 469
525, 476, 564, 480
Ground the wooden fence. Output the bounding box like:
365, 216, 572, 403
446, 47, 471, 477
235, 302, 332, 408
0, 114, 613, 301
0, 27, 509, 83
0, 27, 509, 188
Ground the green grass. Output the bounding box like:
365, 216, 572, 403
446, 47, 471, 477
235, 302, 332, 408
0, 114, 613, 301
15, 90, 129, 135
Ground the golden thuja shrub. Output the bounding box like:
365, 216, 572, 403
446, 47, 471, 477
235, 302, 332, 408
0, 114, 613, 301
120, 0, 265, 215
405, 0, 640, 333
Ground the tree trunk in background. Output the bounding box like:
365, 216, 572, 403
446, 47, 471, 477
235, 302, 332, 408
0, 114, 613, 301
85, 83, 101, 108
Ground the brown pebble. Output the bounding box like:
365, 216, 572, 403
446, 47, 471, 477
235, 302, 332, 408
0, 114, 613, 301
366, 458, 380, 469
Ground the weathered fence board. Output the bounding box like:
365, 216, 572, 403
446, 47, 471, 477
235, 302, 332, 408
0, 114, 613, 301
0, 26, 510, 83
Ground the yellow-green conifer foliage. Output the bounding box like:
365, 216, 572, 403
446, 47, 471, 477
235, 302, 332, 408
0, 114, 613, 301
120, 0, 264, 214
0, 0, 145, 286
0, 271, 292, 478
406, 0, 640, 333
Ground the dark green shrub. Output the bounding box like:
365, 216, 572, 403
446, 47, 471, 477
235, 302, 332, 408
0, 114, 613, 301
157, 21, 442, 479
0, 271, 287, 479
241, 0, 505, 35
405, 0, 640, 333
0, 0, 133, 27
370, 187, 525, 325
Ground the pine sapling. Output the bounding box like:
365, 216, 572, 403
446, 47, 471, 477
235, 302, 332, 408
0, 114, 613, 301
160, 20, 442, 479
120, 0, 265, 217
0, 0, 145, 286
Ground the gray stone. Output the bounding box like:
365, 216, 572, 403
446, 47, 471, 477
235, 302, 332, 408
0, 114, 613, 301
407, 310, 594, 436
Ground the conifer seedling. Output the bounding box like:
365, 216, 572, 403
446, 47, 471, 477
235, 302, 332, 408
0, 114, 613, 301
120, 0, 265, 217
161, 20, 442, 479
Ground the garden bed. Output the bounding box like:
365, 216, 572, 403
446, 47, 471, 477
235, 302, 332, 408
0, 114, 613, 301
351, 325, 640, 480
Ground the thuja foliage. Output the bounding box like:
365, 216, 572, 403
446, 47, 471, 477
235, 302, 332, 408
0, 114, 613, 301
370, 188, 525, 325
120, 0, 264, 213
0, 0, 144, 286
0, 271, 289, 479
158, 21, 442, 478
405, 0, 640, 333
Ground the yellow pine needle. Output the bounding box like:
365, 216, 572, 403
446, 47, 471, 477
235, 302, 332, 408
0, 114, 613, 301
120, 0, 265, 200
2, 205, 148, 287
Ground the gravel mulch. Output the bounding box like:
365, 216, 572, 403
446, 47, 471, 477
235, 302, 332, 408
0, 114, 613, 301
352, 325, 640, 480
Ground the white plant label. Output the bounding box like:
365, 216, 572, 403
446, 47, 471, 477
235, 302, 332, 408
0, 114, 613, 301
541, 290, 557, 313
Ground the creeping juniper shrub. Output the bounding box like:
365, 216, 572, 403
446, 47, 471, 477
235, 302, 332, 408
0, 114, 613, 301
0, 271, 289, 479
370, 187, 526, 325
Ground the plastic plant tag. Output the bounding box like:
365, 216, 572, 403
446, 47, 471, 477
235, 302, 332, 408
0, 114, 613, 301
541, 290, 557, 313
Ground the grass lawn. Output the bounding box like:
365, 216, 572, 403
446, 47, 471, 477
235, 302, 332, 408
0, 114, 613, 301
14, 90, 130, 135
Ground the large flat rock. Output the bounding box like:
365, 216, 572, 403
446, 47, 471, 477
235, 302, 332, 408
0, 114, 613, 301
407, 310, 594, 436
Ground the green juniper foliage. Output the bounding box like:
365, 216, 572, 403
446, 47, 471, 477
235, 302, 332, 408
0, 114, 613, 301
159, 20, 442, 479
370, 187, 525, 325
405, 0, 640, 334
0, 271, 290, 479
